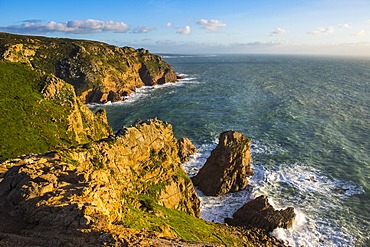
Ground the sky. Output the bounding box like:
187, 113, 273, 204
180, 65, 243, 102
0, 0, 370, 56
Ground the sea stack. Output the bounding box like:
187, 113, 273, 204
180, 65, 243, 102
191, 130, 253, 196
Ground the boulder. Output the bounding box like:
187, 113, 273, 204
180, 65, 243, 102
191, 130, 253, 196
177, 137, 197, 163
225, 195, 296, 232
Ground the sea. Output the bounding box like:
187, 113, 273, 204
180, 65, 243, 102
90, 54, 370, 247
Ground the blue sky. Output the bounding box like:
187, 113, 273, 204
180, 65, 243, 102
1, 0, 370, 56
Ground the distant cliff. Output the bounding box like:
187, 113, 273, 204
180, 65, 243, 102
0, 32, 178, 104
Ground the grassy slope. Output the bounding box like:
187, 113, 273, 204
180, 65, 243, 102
0, 61, 78, 160
121, 203, 250, 246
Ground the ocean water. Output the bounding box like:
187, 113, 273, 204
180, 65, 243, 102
90, 55, 370, 247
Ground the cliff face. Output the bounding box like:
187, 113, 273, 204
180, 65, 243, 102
0, 32, 178, 103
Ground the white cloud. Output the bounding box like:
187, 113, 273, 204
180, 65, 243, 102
177, 26, 191, 35
307, 26, 334, 36
350, 29, 370, 36
196, 19, 226, 32
339, 24, 352, 28
269, 28, 288, 36
133, 24, 156, 33
166, 22, 172, 27
0, 19, 130, 34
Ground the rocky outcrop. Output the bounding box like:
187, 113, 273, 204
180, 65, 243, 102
0, 32, 178, 104
225, 195, 296, 232
177, 137, 197, 163
41, 74, 113, 144
0, 119, 200, 245
191, 130, 253, 196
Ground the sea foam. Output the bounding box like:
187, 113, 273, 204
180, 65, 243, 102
87, 73, 198, 108
183, 140, 365, 247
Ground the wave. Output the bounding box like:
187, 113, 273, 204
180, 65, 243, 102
183, 140, 365, 247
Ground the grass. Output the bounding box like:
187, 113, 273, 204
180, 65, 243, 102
0, 62, 78, 160
119, 203, 245, 246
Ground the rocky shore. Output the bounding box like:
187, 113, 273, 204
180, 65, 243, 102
0, 32, 296, 246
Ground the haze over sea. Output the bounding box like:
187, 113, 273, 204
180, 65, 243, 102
91, 54, 370, 247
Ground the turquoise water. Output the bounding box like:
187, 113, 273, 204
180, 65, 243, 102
91, 55, 370, 246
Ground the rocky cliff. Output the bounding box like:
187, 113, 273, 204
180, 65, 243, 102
0, 119, 202, 245
0, 32, 178, 103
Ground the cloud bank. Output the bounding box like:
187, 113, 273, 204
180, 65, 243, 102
196, 19, 226, 31
0, 19, 130, 34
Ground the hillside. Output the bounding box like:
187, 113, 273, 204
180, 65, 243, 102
0, 61, 112, 160
0, 32, 178, 104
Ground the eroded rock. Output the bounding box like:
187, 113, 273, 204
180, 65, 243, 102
225, 195, 296, 232
191, 130, 253, 196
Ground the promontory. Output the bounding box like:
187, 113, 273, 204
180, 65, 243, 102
0, 32, 287, 246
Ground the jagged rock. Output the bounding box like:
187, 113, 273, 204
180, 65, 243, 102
177, 137, 197, 163
191, 130, 253, 196
41, 74, 113, 143
0, 119, 199, 231
225, 195, 296, 232
0, 119, 203, 245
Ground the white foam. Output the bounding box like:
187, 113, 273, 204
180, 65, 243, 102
250, 163, 364, 246
87, 75, 199, 108
183, 140, 365, 247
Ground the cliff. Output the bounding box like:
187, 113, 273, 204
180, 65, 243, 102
0, 119, 202, 245
0, 32, 178, 104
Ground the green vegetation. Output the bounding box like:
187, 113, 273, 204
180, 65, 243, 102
120, 204, 244, 246
0, 32, 175, 100
0, 61, 80, 160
